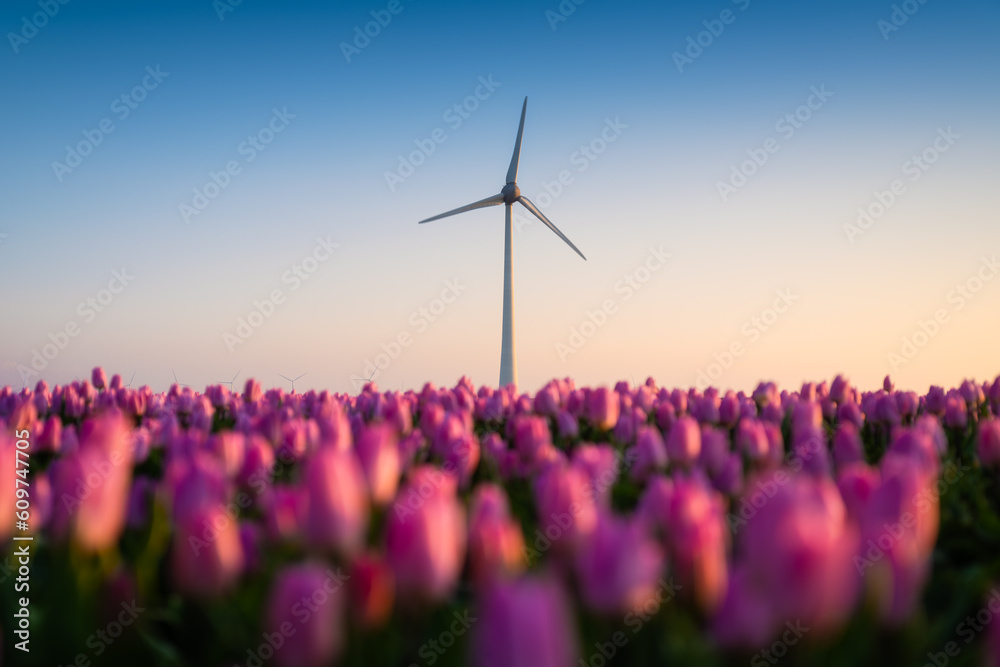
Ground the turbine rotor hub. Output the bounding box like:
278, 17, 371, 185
501, 183, 520, 204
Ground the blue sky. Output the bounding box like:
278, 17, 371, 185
1, 0, 998, 394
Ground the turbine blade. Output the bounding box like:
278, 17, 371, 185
418, 193, 505, 224
506, 97, 528, 184
518, 196, 587, 261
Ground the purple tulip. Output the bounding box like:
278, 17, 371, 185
575, 512, 664, 614
833, 422, 864, 468
714, 453, 744, 495
719, 392, 740, 427
944, 395, 968, 429
91, 366, 107, 391
266, 563, 346, 667
630, 426, 667, 481
571, 443, 621, 504
304, 447, 369, 557
473, 574, 579, 667
699, 425, 730, 474
830, 375, 851, 404
555, 409, 579, 440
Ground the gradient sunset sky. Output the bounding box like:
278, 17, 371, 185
1, 0, 998, 395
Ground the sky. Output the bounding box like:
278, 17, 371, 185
1, 0, 998, 396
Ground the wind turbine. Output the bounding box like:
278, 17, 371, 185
278, 372, 306, 393
217, 370, 241, 391
351, 364, 379, 390
418, 97, 586, 387
172, 371, 190, 388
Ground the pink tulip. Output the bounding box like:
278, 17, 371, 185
49, 414, 132, 552
266, 563, 346, 667
263, 485, 307, 542
533, 464, 598, 554
666, 416, 701, 464
978, 418, 1000, 467
304, 447, 369, 557
473, 574, 579, 667
586, 386, 620, 431
736, 418, 768, 461
91, 367, 107, 390
660, 477, 729, 613
386, 466, 466, 604
468, 484, 525, 584
718, 473, 860, 645
859, 454, 939, 624
171, 504, 243, 599
355, 423, 401, 505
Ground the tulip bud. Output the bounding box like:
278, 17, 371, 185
266, 563, 346, 667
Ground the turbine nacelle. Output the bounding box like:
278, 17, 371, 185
501, 183, 520, 204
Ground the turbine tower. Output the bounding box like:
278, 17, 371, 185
418, 97, 586, 388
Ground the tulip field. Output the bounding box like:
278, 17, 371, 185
3, 370, 1000, 667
